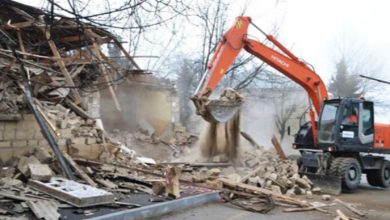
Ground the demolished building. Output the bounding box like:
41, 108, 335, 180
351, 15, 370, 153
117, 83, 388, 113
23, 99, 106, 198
0, 0, 148, 162
0, 1, 367, 220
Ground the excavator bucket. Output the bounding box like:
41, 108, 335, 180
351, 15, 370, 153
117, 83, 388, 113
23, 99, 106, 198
301, 172, 342, 195
203, 99, 242, 123
192, 89, 244, 123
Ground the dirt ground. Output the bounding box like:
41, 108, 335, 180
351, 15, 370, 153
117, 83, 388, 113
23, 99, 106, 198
156, 175, 390, 220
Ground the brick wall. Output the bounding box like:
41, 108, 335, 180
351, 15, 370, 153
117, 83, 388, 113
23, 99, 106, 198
0, 114, 47, 162
0, 113, 104, 163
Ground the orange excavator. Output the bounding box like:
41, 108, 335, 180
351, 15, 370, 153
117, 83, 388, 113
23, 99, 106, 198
192, 16, 390, 194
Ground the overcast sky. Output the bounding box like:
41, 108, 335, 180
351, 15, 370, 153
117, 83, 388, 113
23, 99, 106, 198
14, 0, 390, 121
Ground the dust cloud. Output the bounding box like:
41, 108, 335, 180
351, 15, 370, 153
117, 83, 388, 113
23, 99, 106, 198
198, 110, 241, 161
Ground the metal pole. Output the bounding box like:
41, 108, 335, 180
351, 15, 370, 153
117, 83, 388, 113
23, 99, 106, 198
194, 70, 208, 95
21, 77, 75, 179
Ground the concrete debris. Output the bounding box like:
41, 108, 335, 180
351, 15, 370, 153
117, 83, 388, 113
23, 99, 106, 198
26, 199, 60, 220
322, 194, 331, 201
17, 156, 41, 176
28, 164, 53, 182
29, 178, 115, 207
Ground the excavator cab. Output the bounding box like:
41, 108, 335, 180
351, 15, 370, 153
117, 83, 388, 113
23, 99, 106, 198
294, 98, 374, 151
297, 98, 377, 194
317, 99, 374, 152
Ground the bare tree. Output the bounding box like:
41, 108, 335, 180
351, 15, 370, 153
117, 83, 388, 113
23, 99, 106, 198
269, 75, 304, 141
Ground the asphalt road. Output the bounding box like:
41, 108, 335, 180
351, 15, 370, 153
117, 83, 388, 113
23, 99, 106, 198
155, 176, 390, 220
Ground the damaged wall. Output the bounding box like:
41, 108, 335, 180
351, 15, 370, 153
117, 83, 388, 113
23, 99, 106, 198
0, 0, 141, 163
100, 74, 178, 136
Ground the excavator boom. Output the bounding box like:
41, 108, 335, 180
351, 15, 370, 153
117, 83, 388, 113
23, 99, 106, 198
193, 16, 328, 142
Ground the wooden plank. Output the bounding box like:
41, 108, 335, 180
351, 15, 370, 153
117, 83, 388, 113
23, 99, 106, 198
112, 39, 141, 70
219, 178, 309, 207
3, 21, 34, 29
92, 43, 122, 111
43, 28, 83, 106
16, 30, 26, 59
62, 152, 97, 187
64, 98, 93, 119
334, 198, 365, 217
336, 209, 349, 220
271, 135, 286, 160
240, 131, 261, 148
35, 102, 60, 137
26, 199, 60, 220
0, 48, 55, 60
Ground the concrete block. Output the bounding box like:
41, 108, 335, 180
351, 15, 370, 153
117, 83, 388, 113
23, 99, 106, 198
0, 141, 11, 148
0, 131, 3, 139
17, 155, 41, 176
38, 140, 50, 148
34, 147, 52, 163
3, 129, 15, 140
28, 164, 52, 182
72, 137, 86, 145
71, 144, 101, 160
57, 138, 68, 147
4, 122, 17, 131
0, 124, 4, 131
13, 147, 32, 158
12, 140, 28, 148
86, 138, 96, 145
16, 129, 35, 140
28, 140, 39, 148
23, 114, 36, 122
0, 148, 14, 163
58, 129, 73, 138
34, 131, 44, 139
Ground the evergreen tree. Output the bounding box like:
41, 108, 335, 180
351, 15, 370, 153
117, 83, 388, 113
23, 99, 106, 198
328, 58, 362, 98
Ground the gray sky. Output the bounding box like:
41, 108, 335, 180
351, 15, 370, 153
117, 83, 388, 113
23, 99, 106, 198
14, 0, 390, 121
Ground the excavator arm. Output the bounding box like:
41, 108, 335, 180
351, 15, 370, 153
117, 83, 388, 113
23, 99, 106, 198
193, 16, 328, 144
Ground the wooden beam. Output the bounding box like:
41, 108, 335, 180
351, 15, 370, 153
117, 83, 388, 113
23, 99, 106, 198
16, 30, 26, 59
92, 43, 122, 112
59, 35, 82, 43
65, 98, 93, 120
42, 28, 83, 106
271, 135, 286, 160
113, 39, 141, 70
0, 48, 55, 60
219, 178, 309, 207
63, 152, 97, 187
3, 21, 34, 29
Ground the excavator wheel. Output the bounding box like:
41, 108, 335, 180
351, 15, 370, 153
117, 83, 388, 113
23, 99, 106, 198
338, 158, 361, 192
328, 157, 344, 176
366, 160, 390, 188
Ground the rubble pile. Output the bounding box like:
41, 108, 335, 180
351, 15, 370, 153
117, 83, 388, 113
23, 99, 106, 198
237, 149, 316, 197
109, 125, 198, 160
0, 146, 181, 219
0, 0, 146, 163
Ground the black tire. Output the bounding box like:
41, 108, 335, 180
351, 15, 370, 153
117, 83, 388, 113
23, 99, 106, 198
339, 158, 361, 192
366, 160, 390, 188
328, 157, 344, 176
366, 170, 380, 187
